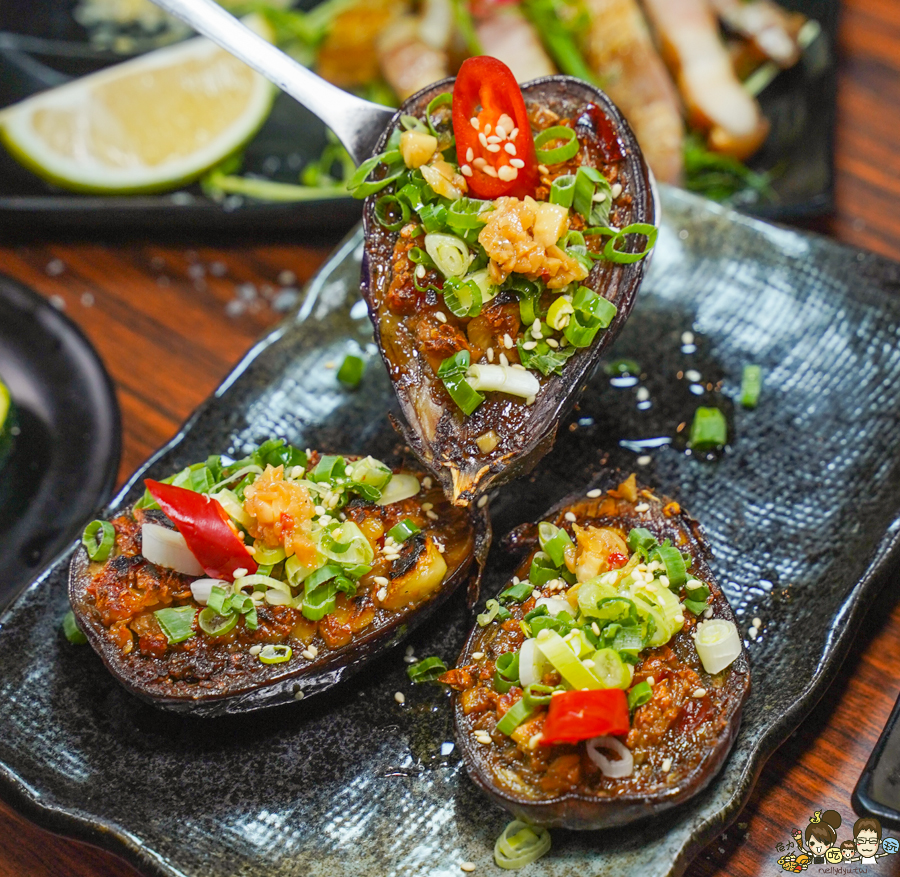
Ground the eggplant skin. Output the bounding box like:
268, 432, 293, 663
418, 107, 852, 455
68, 464, 491, 718
449, 473, 750, 829
361, 76, 655, 508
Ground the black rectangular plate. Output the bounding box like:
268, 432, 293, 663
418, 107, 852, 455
2, 187, 899, 877
0, 0, 837, 235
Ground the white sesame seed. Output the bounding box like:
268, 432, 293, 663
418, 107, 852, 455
674, 615, 684, 624
486, 347, 494, 362
538, 164, 549, 174
509, 126, 519, 140
512, 364, 526, 371
290, 465, 304, 479
473, 157, 487, 169
314, 505, 326, 516
470, 117, 480, 130
532, 589, 542, 599
752, 616, 762, 628
532, 319, 541, 333
484, 123, 492, 135
249, 645, 262, 656
404, 655, 418, 663
592, 191, 607, 202
395, 691, 406, 704
587, 488, 602, 498
748, 627, 758, 640
498, 114, 514, 132
487, 134, 501, 144
478, 495, 489, 509
406, 645, 415, 656
384, 553, 401, 562
685, 369, 702, 382
233, 567, 248, 579
415, 264, 426, 278
522, 341, 537, 350
461, 863, 476, 873
635, 502, 650, 513
469, 652, 484, 661
377, 587, 388, 601
646, 676, 655, 686
423, 477, 433, 489
504, 143, 517, 156
294, 689, 305, 700
681, 331, 695, 345
704, 607, 714, 618
495, 125, 507, 139
637, 455, 652, 466
374, 576, 389, 586
512, 576, 520, 585
662, 757, 672, 772
427, 510, 439, 520
546, 338, 559, 348
659, 574, 670, 587
487, 144, 502, 153
436, 542, 445, 552
478, 132, 488, 147
636, 387, 650, 402
475, 733, 492, 745
591, 622, 601, 636
499, 352, 510, 367
435, 312, 447, 323
564, 512, 577, 522
502, 333, 513, 349
302, 648, 315, 660
466, 147, 474, 162
308, 645, 318, 657
611, 182, 623, 198
460, 165, 473, 177
509, 158, 525, 168
484, 166, 498, 178
693, 688, 707, 698
422, 502, 434, 511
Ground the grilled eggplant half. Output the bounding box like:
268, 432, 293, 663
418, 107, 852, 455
361, 72, 655, 507
69, 441, 490, 716
441, 473, 749, 829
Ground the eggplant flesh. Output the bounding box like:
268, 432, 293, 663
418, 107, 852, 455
447, 473, 750, 829
361, 76, 655, 508
69, 457, 490, 717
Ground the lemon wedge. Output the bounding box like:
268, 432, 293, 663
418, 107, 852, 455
0, 22, 275, 194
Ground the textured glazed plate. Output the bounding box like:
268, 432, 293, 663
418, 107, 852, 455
2, 187, 900, 877
0, 273, 120, 609
0, 0, 836, 233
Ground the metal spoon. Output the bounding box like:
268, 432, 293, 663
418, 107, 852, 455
148, 0, 394, 165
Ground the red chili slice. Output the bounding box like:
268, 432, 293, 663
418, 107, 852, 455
144, 480, 258, 581
451, 56, 539, 200
540, 688, 630, 745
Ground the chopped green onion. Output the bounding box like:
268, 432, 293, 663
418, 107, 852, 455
425, 92, 453, 142
627, 527, 658, 558
387, 519, 421, 543
546, 296, 574, 331
652, 543, 687, 590
446, 197, 492, 230
476, 598, 511, 627
494, 819, 552, 870
688, 407, 728, 451
82, 519, 115, 562
563, 286, 617, 349
443, 276, 483, 318
495, 697, 535, 736
154, 606, 197, 644
407, 655, 448, 683
336, 354, 366, 388
374, 194, 410, 232
533, 125, 579, 165
528, 551, 559, 587
684, 599, 709, 616
425, 232, 471, 278
438, 350, 484, 416
538, 522, 574, 568
346, 149, 404, 199
207, 584, 231, 615
628, 680, 653, 711
259, 644, 292, 664
686, 581, 711, 601
587, 223, 659, 264
494, 651, 520, 694
549, 174, 576, 208
572, 166, 613, 226
418, 202, 449, 235
741, 365, 762, 409
536, 629, 602, 690
198, 607, 237, 636
310, 455, 347, 483
62, 610, 87, 644
499, 581, 534, 603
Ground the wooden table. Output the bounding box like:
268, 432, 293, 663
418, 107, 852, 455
0, 1, 898, 874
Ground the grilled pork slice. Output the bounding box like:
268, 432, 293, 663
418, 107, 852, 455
582, 0, 685, 184
377, 15, 451, 101
475, 5, 556, 83
642, 0, 769, 160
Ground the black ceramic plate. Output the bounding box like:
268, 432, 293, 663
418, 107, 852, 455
0, 274, 120, 609
0, 0, 837, 234
2, 187, 900, 877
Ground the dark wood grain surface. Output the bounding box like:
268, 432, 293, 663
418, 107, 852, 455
1, 1, 898, 874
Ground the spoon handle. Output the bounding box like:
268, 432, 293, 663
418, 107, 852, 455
150, 0, 395, 165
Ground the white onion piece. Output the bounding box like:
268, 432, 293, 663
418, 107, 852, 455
190, 578, 229, 605
424, 232, 472, 278
694, 618, 742, 674
517, 637, 547, 689
141, 523, 204, 576
586, 736, 634, 778
535, 597, 572, 617
376, 473, 421, 505
467, 364, 540, 401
